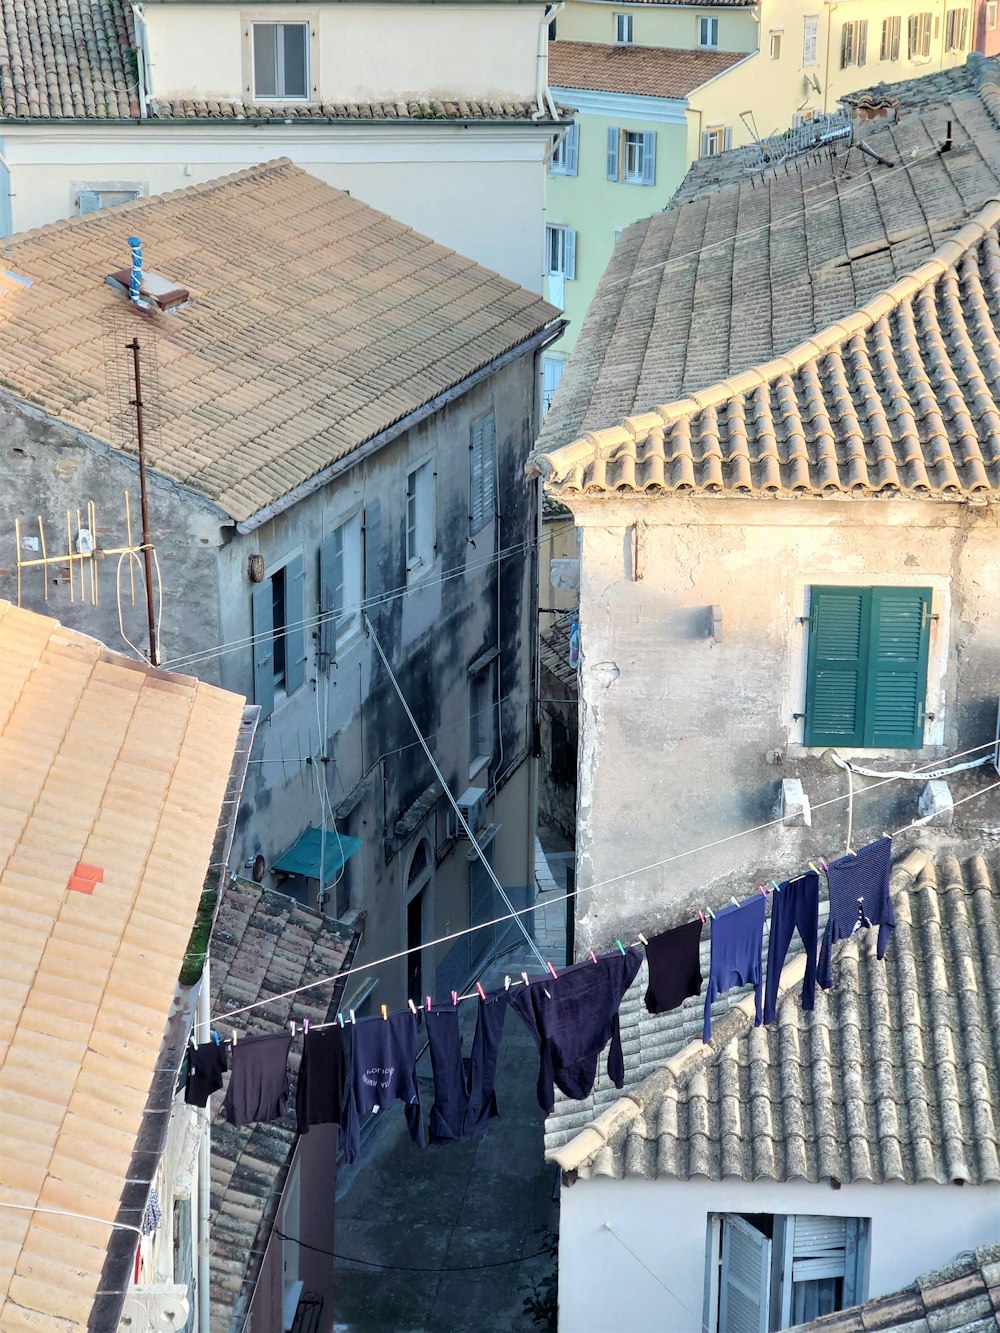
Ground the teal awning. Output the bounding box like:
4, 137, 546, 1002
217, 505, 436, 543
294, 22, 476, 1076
272, 826, 362, 885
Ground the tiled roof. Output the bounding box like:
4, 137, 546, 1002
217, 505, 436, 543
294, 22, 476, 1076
539, 612, 577, 687
530, 199, 1000, 497
802, 1243, 1000, 1333
547, 848, 1000, 1185
549, 40, 744, 99
0, 159, 560, 524
534, 55, 1000, 469
208, 880, 357, 1332
0, 0, 565, 124
0, 599, 246, 1330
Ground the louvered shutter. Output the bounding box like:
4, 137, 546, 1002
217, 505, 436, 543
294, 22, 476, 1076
724, 126, 733, 151
318, 533, 338, 668
640, 131, 656, 184
563, 228, 576, 280
284, 553, 306, 695
720, 1215, 771, 1333
77, 191, 102, 214
908, 13, 918, 57
566, 121, 579, 175
607, 127, 620, 181
804, 587, 870, 747
363, 500, 382, 626
857, 19, 868, 64
251, 581, 275, 719
791, 1216, 848, 1281
866, 587, 930, 748
470, 414, 496, 534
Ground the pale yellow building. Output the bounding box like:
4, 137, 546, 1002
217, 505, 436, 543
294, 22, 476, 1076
544, 0, 977, 383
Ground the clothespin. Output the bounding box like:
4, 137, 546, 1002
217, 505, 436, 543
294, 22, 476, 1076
337, 1012, 344, 1028
820, 858, 830, 870
638, 933, 648, 947
211, 1029, 220, 1045
758, 885, 768, 899
451, 990, 458, 1007
408, 999, 417, 1015
614, 939, 626, 956
771, 881, 781, 893
808, 861, 821, 874
189, 1032, 197, 1051
729, 897, 740, 909
475, 982, 487, 1001
303, 1018, 309, 1034
521, 972, 530, 988
425, 996, 432, 1012
706, 905, 716, 920
349, 1009, 356, 1025
698, 910, 706, 925
546, 961, 559, 978
380, 1004, 388, 1021
232, 1030, 238, 1046
588, 949, 598, 964
289, 1020, 296, 1038
504, 975, 511, 990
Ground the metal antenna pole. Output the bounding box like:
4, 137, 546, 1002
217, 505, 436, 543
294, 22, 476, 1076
127, 337, 159, 666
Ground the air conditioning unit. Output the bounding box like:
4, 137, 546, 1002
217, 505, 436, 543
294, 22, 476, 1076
455, 786, 488, 838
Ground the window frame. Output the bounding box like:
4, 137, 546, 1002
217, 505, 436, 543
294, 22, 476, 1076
545, 223, 577, 279
405, 457, 436, 580
802, 14, 819, 66
944, 6, 968, 50
541, 354, 565, 415
769, 29, 783, 59
880, 15, 901, 61
700, 124, 733, 157
989, 0, 999, 30
73, 181, 145, 214
550, 121, 580, 176
469, 412, 497, 536
697, 15, 719, 48
251, 19, 310, 100
251, 551, 306, 717
908, 11, 933, 58
318, 510, 363, 665
469, 661, 495, 777
606, 127, 656, 184
841, 18, 867, 67
614, 11, 633, 44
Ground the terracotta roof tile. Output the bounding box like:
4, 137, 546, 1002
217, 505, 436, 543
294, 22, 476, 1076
549, 40, 745, 99
0, 599, 245, 1327
0, 160, 559, 523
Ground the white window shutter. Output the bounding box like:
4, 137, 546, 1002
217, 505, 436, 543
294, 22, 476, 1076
566, 121, 580, 175
724, 126, 733, 151
791, 1216, 848, 1281
641, 131, 656, 184
563, 228, 576, 280
251, 581, 275, 719
720, 1215, 771, 1333
77, 191, 102, 214
701, 130, 712, 156
607, 126, 620, 181
470, 420, 485, 531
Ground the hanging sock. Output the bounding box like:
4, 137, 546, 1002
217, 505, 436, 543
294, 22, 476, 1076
763, 871, 820, 1024
817, 836, 894, 990
643, 918, 703, 1015
425, 990, 511, 1144
703, 896, 765, 1043
184, 1039, 228, 1108
511, 947, 642, 1114
221, 1031, 293, 1126
295, 1025, 348, 1134
340, 1010, 425, 1164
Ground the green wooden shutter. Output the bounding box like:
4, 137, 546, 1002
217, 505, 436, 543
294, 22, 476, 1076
866, 587, 930, 748
804, 587, 871, 747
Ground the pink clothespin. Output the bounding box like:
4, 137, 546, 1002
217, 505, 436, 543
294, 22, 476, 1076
546, 961, 559, 979
475, 982, 487, 1001
588, 949, 598, 964
304, 1018, 310, 1034
758, 885, 768, 899
451, 991, 458, 1007
425, 996, 432, 1013
698, 910, 706, 925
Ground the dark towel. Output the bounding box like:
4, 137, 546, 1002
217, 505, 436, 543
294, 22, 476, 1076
184, 1039, 228, 1107
703, 896, 765, 1043
644, 919, 703, 1014
221, 1031, 292, 1126
295, 1026, 348, 1134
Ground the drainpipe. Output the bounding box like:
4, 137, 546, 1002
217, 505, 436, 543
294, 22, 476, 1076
532, 4, 563, 122
196, 962, 211, 1333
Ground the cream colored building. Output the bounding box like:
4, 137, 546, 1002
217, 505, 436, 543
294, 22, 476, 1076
0, 0, 565, 293
544, 0, 976, 380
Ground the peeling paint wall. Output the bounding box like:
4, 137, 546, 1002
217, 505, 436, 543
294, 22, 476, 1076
570, 496, 1000, 950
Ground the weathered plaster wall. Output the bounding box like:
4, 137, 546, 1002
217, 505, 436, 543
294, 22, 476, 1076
0, 392, 226, 677
558, 1174, 1000, 1333
571, 495, 1000, 949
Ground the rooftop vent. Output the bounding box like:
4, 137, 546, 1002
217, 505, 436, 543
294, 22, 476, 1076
106, 236, 189, 312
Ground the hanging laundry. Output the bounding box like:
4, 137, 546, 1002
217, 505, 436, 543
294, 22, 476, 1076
341, 1010, 425, 1164
295, 1025, 348, 1134
221, 1031, 293, 1126
817, 836, 894, 990
184, 1038, 228, 1108
643, 918, 703, 1014
140, 1186, 162, 1237
425, 990, 511, 1144
703, 896, 765, 1043
763, 871, 820, 1024
511, 947, 642, 1114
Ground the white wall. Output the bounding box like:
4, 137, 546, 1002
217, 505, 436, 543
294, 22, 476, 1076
144, 4, 543, 103
1, 125, 548, 292
559, 1175, 1000, 1333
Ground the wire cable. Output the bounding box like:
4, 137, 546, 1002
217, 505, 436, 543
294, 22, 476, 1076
602, 1223, 709, 1331
209, 739, 1000, 1024
273, 1227, 554, 1272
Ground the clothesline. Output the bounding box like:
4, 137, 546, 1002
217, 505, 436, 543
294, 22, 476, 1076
209, 741, 1000, 1026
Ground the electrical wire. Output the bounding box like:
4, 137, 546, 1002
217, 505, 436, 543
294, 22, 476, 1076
0, 1200, 142, 1235
602, 1223, 709, 1332
210, 739, 1000, 1024
273, 1227, 554, 1272
158, 521, 574, 674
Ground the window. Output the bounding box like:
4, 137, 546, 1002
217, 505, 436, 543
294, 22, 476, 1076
252, 21, 308, 98
251, 554, 306, 717
803, 586, 931, 749
701, 124, 733, 156
469, 663, 495, 773
550, 121, 580, 176
406, 459, 435, 576
74, 184, 143, 214
792, 108, 819, 127
769, 29, 782, 59
541, 355, 565, 415
615, 12, 633, 43
989, 1, 999, 30
880, 15, 901, 60
803, 14, 819, 66
606, 128, 656, 184
841, 19, 867, 66
545, 223, 577, 278
318, 513, 362, 664
945, 7, 969, 49
698, 15, 719, 48
710, 1214, 870, 1332
469, 413, 497, 534
908, 12, 933, 57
